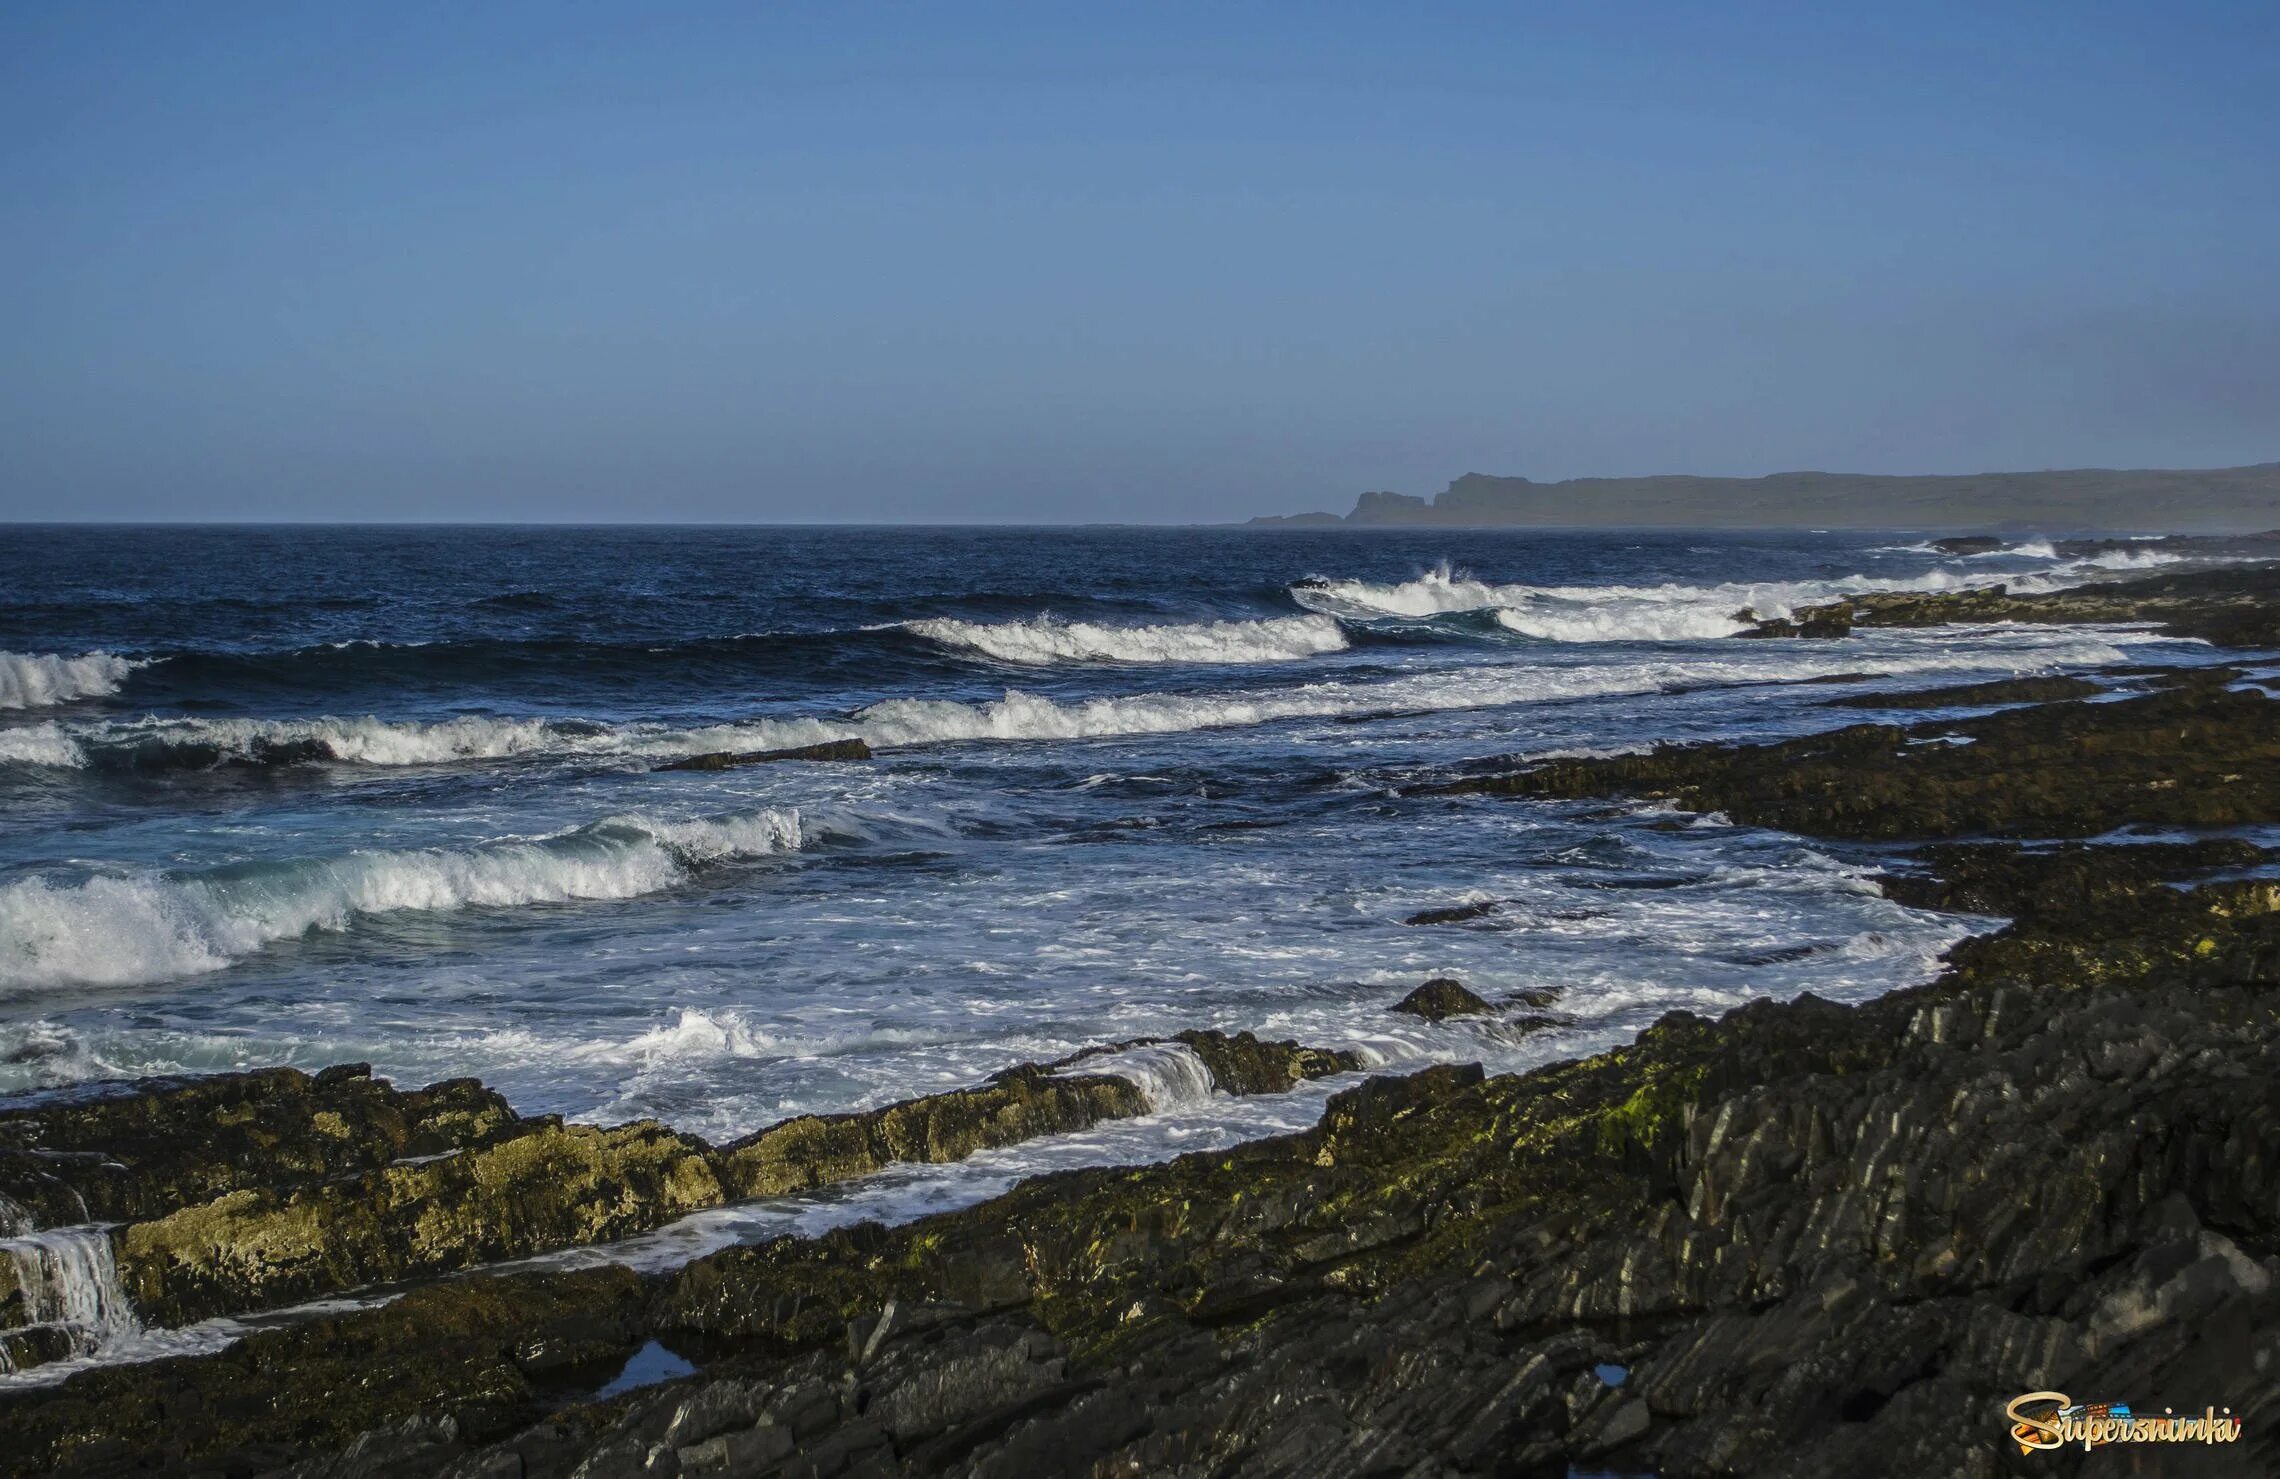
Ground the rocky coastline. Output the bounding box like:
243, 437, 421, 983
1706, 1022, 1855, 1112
3, 576, 2280, 1474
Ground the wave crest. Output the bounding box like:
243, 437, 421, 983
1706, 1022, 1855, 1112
1294, 562, 2072, 641
0, 652, 142, 710
0, 807, 806, 990
907, 613, 1347, 665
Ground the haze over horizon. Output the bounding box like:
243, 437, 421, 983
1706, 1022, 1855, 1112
5, 2, 2276, 525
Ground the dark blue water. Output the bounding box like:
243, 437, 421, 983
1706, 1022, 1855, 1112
0, 526, 2193, 1149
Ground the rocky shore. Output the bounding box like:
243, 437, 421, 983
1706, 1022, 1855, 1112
4, 581, 2280, 1474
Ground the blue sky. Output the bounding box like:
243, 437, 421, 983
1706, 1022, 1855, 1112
2, 2, 2274, 522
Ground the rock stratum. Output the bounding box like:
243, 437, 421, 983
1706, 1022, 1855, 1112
1247, 463, 2280, 530
4, 575, 2280, 1474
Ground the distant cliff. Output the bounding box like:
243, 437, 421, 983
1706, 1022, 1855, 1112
1247, 463, 2280, 531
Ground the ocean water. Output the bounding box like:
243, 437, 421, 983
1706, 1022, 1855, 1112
0, 525, 2203, 1157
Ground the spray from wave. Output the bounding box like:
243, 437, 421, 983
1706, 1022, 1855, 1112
906, 613, 1348, 665
0, 652, 143, 710
1291, 562, 2077, 640
0, 807, 806, 991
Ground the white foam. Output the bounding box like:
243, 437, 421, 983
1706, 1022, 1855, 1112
0, 807, 806, 991
908, 614, 1348, 665
1292, 562, 2068, 639
9, 625, 2135, 774
2081, 547, 2186, 569
1061, 1041, 1220, 1111
0, 724, 85, 769
0, 1227, 141, 1373
0, 652, 141, 711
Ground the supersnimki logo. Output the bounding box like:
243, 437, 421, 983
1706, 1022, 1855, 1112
2005, 1392, 2244, 1453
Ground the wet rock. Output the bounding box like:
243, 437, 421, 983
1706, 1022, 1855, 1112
0, 1065, 517, 1231
65, 1029, 1359, 1336
1930, 535, 2004, 555
715, 1067, 1144, 1202
1165, 1030, 1361, 1094
1389, 978, 1495, 1020
1734, 601, 1854, 638
651, 738, 872, 772
1769, 561, 2280, 647
0, 1267, 648, 1478
1432, 682, 2280, 839
1402, 899, 1499, 925
1820, 673, 2102, 709
116, 1118, 726, 1327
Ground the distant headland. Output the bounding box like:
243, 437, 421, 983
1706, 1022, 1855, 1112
1247, 462, 2280, 531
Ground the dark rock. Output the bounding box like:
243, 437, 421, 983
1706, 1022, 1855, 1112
1432, 681, 2280, 839
1777, 561, 2280, 647
1820, 673, 2102, 709
1389, 978, 1495, 1020
54, 1029, 1360, 1338
0, 1067, 517, 1230
1929, 535, 2005, 555
1734, 601, 1854, 639
1401, 899, 1499, 926
652, 738, 872, 772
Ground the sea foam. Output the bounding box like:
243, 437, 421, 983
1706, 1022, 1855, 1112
907, 613, 1348, 665
1293, 562, 2080, 639
0, 651, 142, 710
0, 808, 806, 991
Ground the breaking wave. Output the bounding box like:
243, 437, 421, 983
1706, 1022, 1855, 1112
906, 613, 1348, 665
0, 651, 142, 710
0, 807, 807, 990
1294, 563, 2062, 640
1, 633, 2131, 776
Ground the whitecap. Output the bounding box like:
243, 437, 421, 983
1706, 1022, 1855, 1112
908, 613, 1347, 665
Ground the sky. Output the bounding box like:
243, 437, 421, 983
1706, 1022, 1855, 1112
2, 2, 2275, 524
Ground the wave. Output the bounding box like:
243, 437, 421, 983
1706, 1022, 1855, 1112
0, 807, 806, 990
0, 652, 143, 711
0, 725, 85, 770
5, 713, 570, 773
1294, 563, 2065, 641
905, 613, 1348, 665
2080, 547, 2186, 570
0, 631, 2134, 777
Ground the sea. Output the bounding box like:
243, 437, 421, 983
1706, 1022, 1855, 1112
0, 526, 2212, 1244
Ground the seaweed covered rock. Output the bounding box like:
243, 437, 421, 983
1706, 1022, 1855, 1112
1757, 562, 2280, 646
1820, 673, 2102, 709
1389, 977, 1495, 1020
116, 1118, 725, 1326
1432, 680, 2280, 839
0, 1065, 516, 1231
30, 1028, 1363, 1341
0, 1267, 648, 1476
716, 1067, 1145, 1201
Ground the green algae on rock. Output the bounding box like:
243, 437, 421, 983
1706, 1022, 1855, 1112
0, 1065, 517, 1232
1430, 678, 2280, 840
67, 1029, 1359, 1335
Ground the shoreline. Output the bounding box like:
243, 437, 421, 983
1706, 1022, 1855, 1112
1, 569, 2277, 1473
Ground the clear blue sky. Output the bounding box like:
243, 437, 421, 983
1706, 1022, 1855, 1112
3, 2, 2274, 522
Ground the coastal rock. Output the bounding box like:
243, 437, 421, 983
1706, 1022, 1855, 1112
1430, 680, 2280, 839
1733, 601, 1853, 639
652, 738, 871, 772
34, 1029, 1362, 1340
1819, 673, 2101, 709
1389, 978, 1495, 1020
0, 1065, 516, 1231
1760, 562, 2280, 647
1401, 899, 1499, 925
